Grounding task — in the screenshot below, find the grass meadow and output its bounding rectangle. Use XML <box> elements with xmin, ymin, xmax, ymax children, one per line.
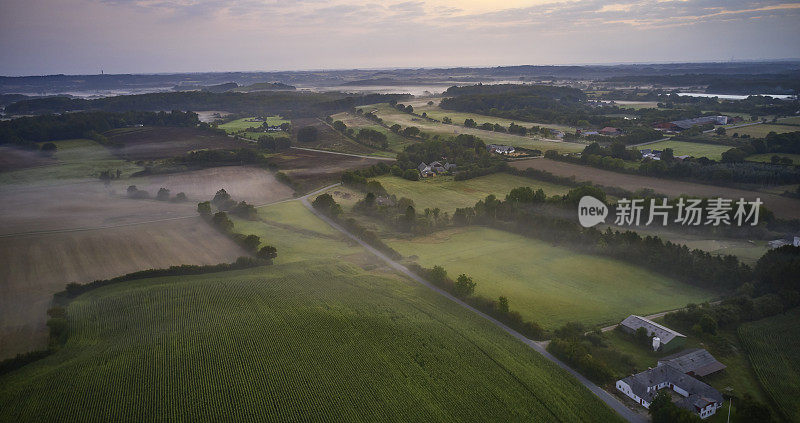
<box><xmin>0</xmin><ymin>139</ymin><xmax>141</xmax><ymax>185</ymax></box>
<box><xmin>365</xmin><ymin>103</ymin><xmax>586</xmax><ymax>153</ymax></box>
<box><xmin>739</xmin><ymin>307</ymin><xmax>800</xmax><ymax>422</ymax></box>
<box><xmin>387</xmin><ymin>226</ymin><xmax>715</xmax><ymax>329</ymax></box>
<box><xmin>731</xmin><ymin>123</ymin><xmax>798</xmax><ymax>138</ymax></box>
<box><xmin>0</xmin><ymin>259</ymin><xmax>623</xmax><ymax>421</ymax></box>
<box><xmin>217</xmin><ymin>116</ymin><xmax>290</xmax><ymax>133</ymax></box>
<box><xmin>371</xmin><ymin>173</ymin><xmax>573</xmax><ymax>213</ymax></box>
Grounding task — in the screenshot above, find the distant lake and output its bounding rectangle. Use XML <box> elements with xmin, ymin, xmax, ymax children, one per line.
<box><xmin>678</xmin><ymin>92</ymin><xmax>796</xmax><ymax>100</ymax></box>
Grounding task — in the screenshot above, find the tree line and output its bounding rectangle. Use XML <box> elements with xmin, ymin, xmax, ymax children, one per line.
<box><xmin>0</xmin><ymin>110</ymin><xmax>199</xmax><ymax>148</ymax></box>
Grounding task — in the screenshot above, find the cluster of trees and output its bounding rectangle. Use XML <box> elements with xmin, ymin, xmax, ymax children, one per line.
<box><xmin>410</xmin><ymin>263</ymin><xmax>545</xmax><ymax>340</ymax></box>
<box><xmin>311</xmin><ymin>193</ymin><xmax>343</xmax><ymax>217</ymax></box>
<box><xmin>327</xmin><ymin>119</ymin><xmax>391</xmax><ymax>149</ymax></box>
<box><xmin>296</xmin><ymin>126</ymin><xmax>318</xmax><ymax>143</ymax></box>
<box><xmin>0</xmin><ymin>110</ymin><xmax>200</xmax><ymax>148</ymax></box>
<box><xmin>440</xmin><ymin>85</ymin><xmax>591</xmax><ymax>127</ymax></box>
<box><xmin>354</xmin><ymin>192</ymin><xmax>450</xmax><ymax>235</ymax></box>
<box><xmin>546</xmin><ymin>324</ymin><xmax>620</xmax><ymax>384</ymax></box>
<box><xmin>721</xmin><ymin>131</ymin><xmax>800</xmax><ymax>165</ymax></box>
<box><xmin>394</xmin><ymin>134</ymin><xmax>506</xmax><ymax>180</ymax></box>
<box><xmin>197</xmin><ymin>190</ymin><xmax>277</xmax><ymax>259</ymax></box>
<box><xmin>551</xmin><ymin>144</ymin><xmax>800</xmax><ymax>186</ymax></box>
<box><xmin>311</xmin><ymin>193</ymin><xmax>402</xmax><ymax>259</ymax></box>
<box><xmin>341</xmin><ymin>163</ymin><xmax>391</xmax><ymax>193</ymax></box>
<box><xmin>355</xmin><ymin>128</ymin><xmax>388</xmax><ymax>149</ymax></box>
<box><xmin>257</xmin><ymin>134</ymin><xmax>291</xmax><ymax>152</ymax></box>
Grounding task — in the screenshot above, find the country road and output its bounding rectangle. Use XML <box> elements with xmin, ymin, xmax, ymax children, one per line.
<box><xmin>300</xmin><ymin>188</ymin><xmax>646</xmax><ymax>423</ymax></box>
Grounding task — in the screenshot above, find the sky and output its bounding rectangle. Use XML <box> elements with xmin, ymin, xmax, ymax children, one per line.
<box><xmin>1</xmin><ymin>0</ymin><xmax>799</xmax><ymax>75</ymax></box>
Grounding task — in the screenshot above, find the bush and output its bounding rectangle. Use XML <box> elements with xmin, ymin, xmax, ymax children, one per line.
<box><xmin>454</xmin><ymin>274</ymin><xmax>476</xmax><ymax>298</ymax></box>
<box><xmin>311</xmin><ymin>193</ymin><xmax>342</xmax><ymax>217</ymax></box>
<box><xmin>211</xmin><ymin>211</ymin><xmax>234</xmax><ymax>232</ymax></box>
<box><xmin>174</xmin><ymin>192</ymin><xmax>187</xmax><ymax>202</ymax></box>
<box><xmin>257</xmin><ymin>245</ymin><xmax>277</xmax><ymax>260</ymax></box>
<box><xmin>156</xmin><ymin>187</ymin><xmax>170</xmax><ymax>201</ymax></box>
<box><xmin>402</xmin><ymin>169</ymin><xmax>420</xmax><ymax>181</ymax></box>
<box><xmin>197</xmin><ymin>201</ymin><xmax>212</xmax><ymax>216</ymax></box>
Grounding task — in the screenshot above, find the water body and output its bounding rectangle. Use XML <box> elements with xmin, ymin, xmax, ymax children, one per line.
<box><xmin>678</xmin><ymin>92</ymin><xmax>796</xmax><ymax>100</ymax></box>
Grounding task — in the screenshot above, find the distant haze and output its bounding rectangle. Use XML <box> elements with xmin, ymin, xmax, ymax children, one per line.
<box><xmin>1</xmin><ymin>0</ymin><xmax>799</xmax><ymax>76</ymax></box>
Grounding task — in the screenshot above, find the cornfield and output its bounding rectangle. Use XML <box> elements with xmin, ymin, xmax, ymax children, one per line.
<box><xmin>738</xmin><ymin>308</ymin><xmax>800</xmax><ymax>422</ymax></box>
<box><xmin>0</xmin><ymin>261</ymin><xmax>622</xmax><ymax>422</ymax></box>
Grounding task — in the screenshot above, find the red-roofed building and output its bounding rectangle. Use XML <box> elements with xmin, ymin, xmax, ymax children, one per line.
<box><xmin>599</xmin><ymin>127</ymin><xmax>622</xmax><ymax>136</ymax></box>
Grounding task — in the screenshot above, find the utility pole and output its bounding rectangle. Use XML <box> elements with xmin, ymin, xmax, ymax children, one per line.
<box><xmin>727</xmin><ymin>397</ymin><xmax>732</xmax><ymax>423</ymax></box>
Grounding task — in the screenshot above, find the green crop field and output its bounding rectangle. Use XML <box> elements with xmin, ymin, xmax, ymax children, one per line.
<box><xmin>387</xmin><ymin>227</ymin><xmax>715</xmax><ymax>329</ymax></box>
<box><xmin>732</xmin><ymin>123</ymin><xmax>798</xmax><ymax>138</ymax></box>
<box><xmin>746</xmin><ymin>153</ymin><xmax>800</xmax><ymax>164</ymax></box>
<box><xmin>0</xmin><ymin>139</ymin><xmax>142</xmax><ymax>185</ymax></box>
<box><xmin>364</xmin><ymin>103</ymin><xmax>586</xmax><ymax>153</ymax></box>
<box><xmin>370</xmin><ymin>173</ymin><xmax>572</xmax><ymax>213</ymax></box>
<box><xmin>0</xmin><ymin>259</ymin><xmax>623</xmax><ymax>422</ymax></box>
<box><xmin>637</xmin><ymin>140</ymin><xmax>731</xmax><ymax>160</ymax></box>
<box><xmin>739</xmin><ymin>307</ymin><xmax>800</xmax><ymax>422</ymax></box>
<box><xmin>218</xmin><ymin>116</ymin><xmax>289</xmax><ymax>133</ymax></box>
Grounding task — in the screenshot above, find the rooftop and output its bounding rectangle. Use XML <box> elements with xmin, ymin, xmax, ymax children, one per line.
<box><xmin>658</xmin><ymin>348</ymin><xmax>726</xmax><ymax>377</ymax></box>
<box><xmin>620</xmin><ymin>315</ymin><xmax>686</xmax><ymax>344</ymax></box>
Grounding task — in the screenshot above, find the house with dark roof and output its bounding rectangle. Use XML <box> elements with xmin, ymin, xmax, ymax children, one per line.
<box><xmin>417</xmin><ymin>162</ymin><xmax>434</xmax><ymax>178</ymax></box>
<box><xmin>619</xmin><ymin>315</ymin><xmax>686</xmax><ymax>352</ymax></box>
<box><xmin>616</xmin><ymin>363</ymin><xmax>724</xmax><ymax>419</ymax></box>
<box><xmin>658</xmin><ymin>348</ymin><xmax>726</xmax><ymax>377</ymax></box>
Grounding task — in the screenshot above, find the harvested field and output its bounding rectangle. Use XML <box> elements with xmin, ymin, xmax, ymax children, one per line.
<box><xmin>0</xmin><ymin>147</ymin><xmax>56</xmax><ymax>172</ymax></box>
<box><xmin>268</xmin><ymin>148</ymin><xmax>387</xmax><ymax>193</ymax></box>
<box><xmin>106</xmin><ymin>126</ymin><xmax>246</xmax><ymax>160</ymax></box>
<box><xmin>0</xmin><ymin>179</ymin><xmax>197</xmax><ymax>235</ymax></box>
<box><xmin>0</xmin><ymin>218</ymin><xmax>245</xmax><ymax>359</ymax></box>
<box><xmin>120</xmin><ymin>166</ymin><xmax>294</xmax><ymax>204</ymax></box>
<box><xmin>511</xmin><ymin>158</ymin><xmax>800</xmax><ymax>219</ymax></box>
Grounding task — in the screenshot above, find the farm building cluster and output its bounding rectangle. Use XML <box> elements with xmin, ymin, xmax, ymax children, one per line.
<box><xmin>486</xmin><ymin>144</ymin><xmax>515</xmax><ymax>154</ymax></box>
<box><xmin>653</xmin><ymin>115</ymin><xmax>732</xmax><ymax>132</ymax></box>
<box><xmin>638</xmin><ymin>148</ymin><xmax>690</xmax><ymax>161</ymax></box>
<box><xmin>417</xmin><ymin>161</ymin><xmax>456</xmax><ymax>177</ymax></box>
<box><xmin>616</xmin><ymin>315</ymin><xmax>727</xmax><ymax>419</ymax></box>
<box><xmin>768</xmin><ymin>235</ymin><xmax>800</xmax><ymax>249</ymax></box>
